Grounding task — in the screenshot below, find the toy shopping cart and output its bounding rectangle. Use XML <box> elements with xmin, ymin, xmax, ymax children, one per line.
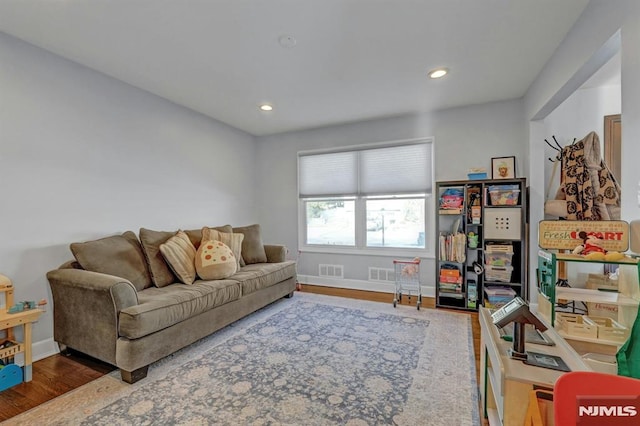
<box><xmin>393</xmin><ymin>258</ymin><xmax>422</xmax><ymax>310</ymax></box>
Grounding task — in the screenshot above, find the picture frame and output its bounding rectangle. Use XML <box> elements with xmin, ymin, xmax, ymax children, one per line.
<box><xmin>491</xmin><ymin>156</ymin><xmax>516</xmax><ymax>179</ymax></box>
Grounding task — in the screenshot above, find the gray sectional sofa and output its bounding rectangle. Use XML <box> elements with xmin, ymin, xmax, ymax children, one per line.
<box><xmin>46</xmin><ymin>224</ymin><xmax>296</xmax><ymax>383</ymax></box>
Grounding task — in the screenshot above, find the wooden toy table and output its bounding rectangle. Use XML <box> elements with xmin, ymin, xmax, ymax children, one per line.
<box><xmin>1</xmin><ymin>283</ymin><xmax>42</xmax><ymax>382</ymax></box>
<box><xmin>479</xmin><ymin>307</ymin><xmax>590</xmax><ymax>425</ymax></box>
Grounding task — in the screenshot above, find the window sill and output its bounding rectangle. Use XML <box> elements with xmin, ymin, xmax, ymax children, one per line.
<box><xmin>300</xmin><ymin>245</ymin><xmax>434</xmax><ymax>259</ymax></box>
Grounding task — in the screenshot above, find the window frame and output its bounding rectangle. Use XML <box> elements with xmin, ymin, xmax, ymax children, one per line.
<box><xmin>297</xmin><ymin>138</ymin><xmax>435</xmax><ymax>257</ymax></box>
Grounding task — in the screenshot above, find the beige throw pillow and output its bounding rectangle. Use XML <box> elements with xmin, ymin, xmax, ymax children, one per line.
<box><xmin>139</xmin><ymin>225</ymin><xmax>234</xmax><ymax>287</ymax></box>
<box><xmin>159</xmin><ymin>230</ymin><xmax>197</xmax><ymax>285</ymax></box>
<box><xmin>185</xmin><ymin>224</ymin><xmax>233</xmax><ymax>249</ymax></box>
<box><xmin>202</xmin><ymin>227</ymin><xmax>244</xmax><ymax>269</ymax></box>
<box><xmin>195</xmin><ymin>240</ymin><xmax>237</xmax><ymax>280</ymax></box>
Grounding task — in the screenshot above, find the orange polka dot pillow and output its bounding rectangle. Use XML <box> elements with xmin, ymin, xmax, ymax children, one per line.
<box><xmin>195</xmin><ymin>240</ymin><xmax>238</xmax><ymax>280</ymax></box>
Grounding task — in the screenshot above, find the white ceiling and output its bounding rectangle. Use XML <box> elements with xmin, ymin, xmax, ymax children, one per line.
<box><xmin>0</xmin><ymin>0</ymin><xmax>591</xmax><ymax>136</ymax></box>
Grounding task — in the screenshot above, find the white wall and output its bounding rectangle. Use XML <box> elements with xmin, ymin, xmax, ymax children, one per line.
<box><xmin>525</xmin><ymin>0</ymin><xmax>640</xmax><ymax>300</ymax></box>
<box><xmin>255</xmin><ymin>99</ymin><xmax>526</xmax><ymax>293</ymax></box>
<box><xmin>0</xmin><ymin>33</ymin><xmax>257</xmax><ymax>358</ymax></box>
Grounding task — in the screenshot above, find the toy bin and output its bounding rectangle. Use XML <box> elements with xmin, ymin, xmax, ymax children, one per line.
<box><xmin>483</xmin><ymin>286</ymin><xmax>516</xmax><ymax>309</ymax></box>
<box><xmin>588</xmin><ymin>316</ymin><xmax>629</xmax><ymax>342</ymax></box>
<box><xmin>440</xmin><ymin>195</ymin><xmax>463</xmax><ymax>209</ymax></box>
<box><xmin>1</xmin><ymin>338</ymin><xmax>23</xmax><ymax>391</ymax></box>
<box><xmin>488</xmin><ymin>184</ymin><xmax>520</xmax><ymax>206</ymax></box>
<box><xmin>484</xmin><ymin>248</ymin><xmax>513</xmax><ymax>267</ymax></box>
<box><xmin>581</xmin><ymin>353</ymin><xmax>618</xmax><ymax>375</ymax></box>
<box><xmin>485</xmin><ymin>265</ymin><xmax>513</xmax><ymax>282</ymax></box>
<box><xmin>0</xmin><ymin>363</ymin><xmax>23</xmax><ymax>391</ymax></box>
<box><xmin>556</xmin><ymin>313</ymin><xmax>598</xmax><ymax>339</ymax></box>
<box><xmin>468</xmin><ymin>172</ymin><xmax>488</xmax><ymax>180</ymax></box>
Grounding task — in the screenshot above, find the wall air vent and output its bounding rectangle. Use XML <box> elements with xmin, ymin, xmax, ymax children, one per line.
<box><xmin>369</xmin><ymin>267</ymin><xmax>395</xmax><ymax>282</ymax></box>
<box><xmin>319</xmin><ymin>264</ymin><xmax>344</xmax><ymax>278</ymax></box>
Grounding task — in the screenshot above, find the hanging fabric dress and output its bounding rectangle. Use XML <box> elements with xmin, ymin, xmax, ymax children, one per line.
<box><xmin>557</xmin><ymin>131</ymin><xmax>621</xmax><ymax>220</ymax></box>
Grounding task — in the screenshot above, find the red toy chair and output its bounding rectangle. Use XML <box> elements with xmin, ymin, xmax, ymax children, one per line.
<box><xmin>554</xmin><ymin>371</ymin><xmax>640</xmax><ymax>425</ymax></box>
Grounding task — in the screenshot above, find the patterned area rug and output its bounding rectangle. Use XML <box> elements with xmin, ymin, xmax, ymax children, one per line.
<box><xmin>5</xmin><ymin>293</ymin><xmax>479</xmax><ymax>426</ymax></box>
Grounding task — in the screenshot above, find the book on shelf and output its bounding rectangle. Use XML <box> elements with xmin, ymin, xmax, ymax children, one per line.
<box><xmin>439</xmin><ymin>208</ymin><xmax>462</xmax><ymax>215</ymax></box>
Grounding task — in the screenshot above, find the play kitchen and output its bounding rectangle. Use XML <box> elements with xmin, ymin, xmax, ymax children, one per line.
<box><xmin>537</xmin><ymin>220</ymin><xmax>640</xmax><ymax>378</ymax></box>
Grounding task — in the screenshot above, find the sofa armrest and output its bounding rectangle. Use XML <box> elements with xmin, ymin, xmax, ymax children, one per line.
<box><xmin>46</xmin><ymin>268</ymin><xmax>139</xmax><ymax>365</ymax></box>
<box><xmin>264</xmin><ymin>244</ymin><xmax>287</xmax><ymax>263</ymax></box>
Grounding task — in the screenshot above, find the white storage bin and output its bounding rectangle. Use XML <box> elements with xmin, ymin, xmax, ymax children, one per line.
<box><xmin>484</xmin><ymin>286</ymin><xmax>516</xmax><ymax>309</ymax></box>
<box><xmin>488</xmin><ymin>189</ymin><xmax>520</xmax><ymax>206</ymax></box>
<box><xmin>582</xmin><ymin>353</ymin><xmax>617</xmax><ymax>374</ymax></box>
<box><xmin>485</xmin><ymin>265</ymin><xmax>513</xmax><ymax>282</ymax></box>
<box><xmin>485</xmin><ymin>251</ymin><xmax>513</xmax><ymax>267</ymax></box>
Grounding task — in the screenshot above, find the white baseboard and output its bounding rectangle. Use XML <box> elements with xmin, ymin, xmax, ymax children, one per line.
<box><xmin>11</xmin><ymin>338</ymin><xmax>59</xmax><ymax>366</ymax></box>
<box><xmin>33</xmin><ymin>338</ymin><xmax>60</xmax><ymax>361</ymax></box>
<box><xmin>298</xmin><ymin>274</ymin><xmax>436</xmax><ymax>297</ymax></box>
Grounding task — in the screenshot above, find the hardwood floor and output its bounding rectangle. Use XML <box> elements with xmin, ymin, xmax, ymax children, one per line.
<box><xmin>0</xmin><ymin>350</ymin><xmax>114</xmax><ymax>421</ymax></box>
<box><xmin>0</xmin><ymin>285</ymin><xmax>482</xmax><ymax>422</ymax></box>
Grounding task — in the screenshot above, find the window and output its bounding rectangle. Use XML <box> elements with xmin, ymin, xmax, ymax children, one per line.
<box><xmin>298</xmin><ymin>138</ymin><xmax>433</xmax><ymax>252</ymax></box>
<box><xmin>305</xmin><ymin>199</ymin><xmax>355</xmax><ymax>246</ymax></box>
<box><xmin>366</xmin><ymin>197</ymin><xmax>425</xmax><ymax>248</ymax></box>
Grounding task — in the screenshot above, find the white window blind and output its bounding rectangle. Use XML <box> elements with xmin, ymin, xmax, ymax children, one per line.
<box><xmin>359</xmin><ymin>144</ymin><xmax>432</xmax><ymax>195</ymax></box>
<box><xmin>298</xmin><ymin>140</ymin><xmax>432</xmax><ymax>198</ymax></box>
<box><xmin>298</xmin><ymin>151</ymin><xmax>358</xmax><ymax>198</ymax></box>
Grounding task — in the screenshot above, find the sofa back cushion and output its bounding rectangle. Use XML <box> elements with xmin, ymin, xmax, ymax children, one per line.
<box><xmin>159</xmin><ymin>230</ymin><xmax>197</xmax><ymax>285</ymax></box>
<box><xmin>70</xmin><ymin>231</ymin><xmax>151</xmax><ymax>291</ymax></box>
<box><xmin>140</xmin><ymin>225</ymin><xmax>233</xmax><ymax>288</ymax></box>
<box><xmin>233</xmin><ymin>224</ymin><xmax>268</xmax><ymax>265</ymax></box>
<box><xmin>202</xmin><ymin>228</ymin><xmax>244</xmax><ymax>270</ymax></box>
<box><xmin>195</xmin><ymin>240</ymin><xmax>237</xmax><ymax>280</ymax></box>
<box><xmin>139</xmin><ymin>228</ymin><xmax>177</xmax><ymax>288</ymax></box>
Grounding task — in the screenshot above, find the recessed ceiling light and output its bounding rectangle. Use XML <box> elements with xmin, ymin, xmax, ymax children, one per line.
<box><xmin>428</xmin><ymin>68</ymin><xmax>449</xmax><ymax>79</ymax></box>
<box><xmin>259</xmin><ymin>104</ymin><xmax>273</xmax><ymax>112</ymax></box>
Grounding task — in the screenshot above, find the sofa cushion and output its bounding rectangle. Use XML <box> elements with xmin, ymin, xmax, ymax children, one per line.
<box><xmin>139</xmin><ymin>228</ymin><xmax>177</xmax><ymax>288</ymax></box>
<box><xmin>231</xmin><ymin>261</ymin><xmax>296</xmax><ymax>296</ymax></box>
<box><xmin>185</xmin><ymin>225</ymin><xmax>233</xmax><ymax>249</ymax></box>
<box><xmin>202</xmin><ymin>228</ymin><xmax>244</xmax><ymax>269</ymax></box>
<box><xmin>140</xmin><ymin>225</ymin><xmax>233</xmax><ymax>288</ymax></box>
<box><xmin>195</xmin><ymin>240</ymin><xmax>237</xmax><ymax>280</ymax></box>
<box><xmin>70</xmin><ymin>231</ymin><xmax>151</xmax><ymax>291</ymax></box>
<box><xmin>159</xmin><ymin>230</ymin><xmax>197</xmax><ymax>285</ymax></box>
<box><xmin>119</xmin><ymin>279</ymin><xmax>241</xmax><ymax>339</ymax></box>
<box><xmin>233</xmin><ymin>224</ymin><xmax>267</xmax><ymax>265</ymax></box>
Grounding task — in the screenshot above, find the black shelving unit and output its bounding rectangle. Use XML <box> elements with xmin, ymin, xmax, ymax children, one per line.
<box><xmin>435</xmin><ymin>178</ymin><xmax>528</xmax><ymax>311</ymax></box>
